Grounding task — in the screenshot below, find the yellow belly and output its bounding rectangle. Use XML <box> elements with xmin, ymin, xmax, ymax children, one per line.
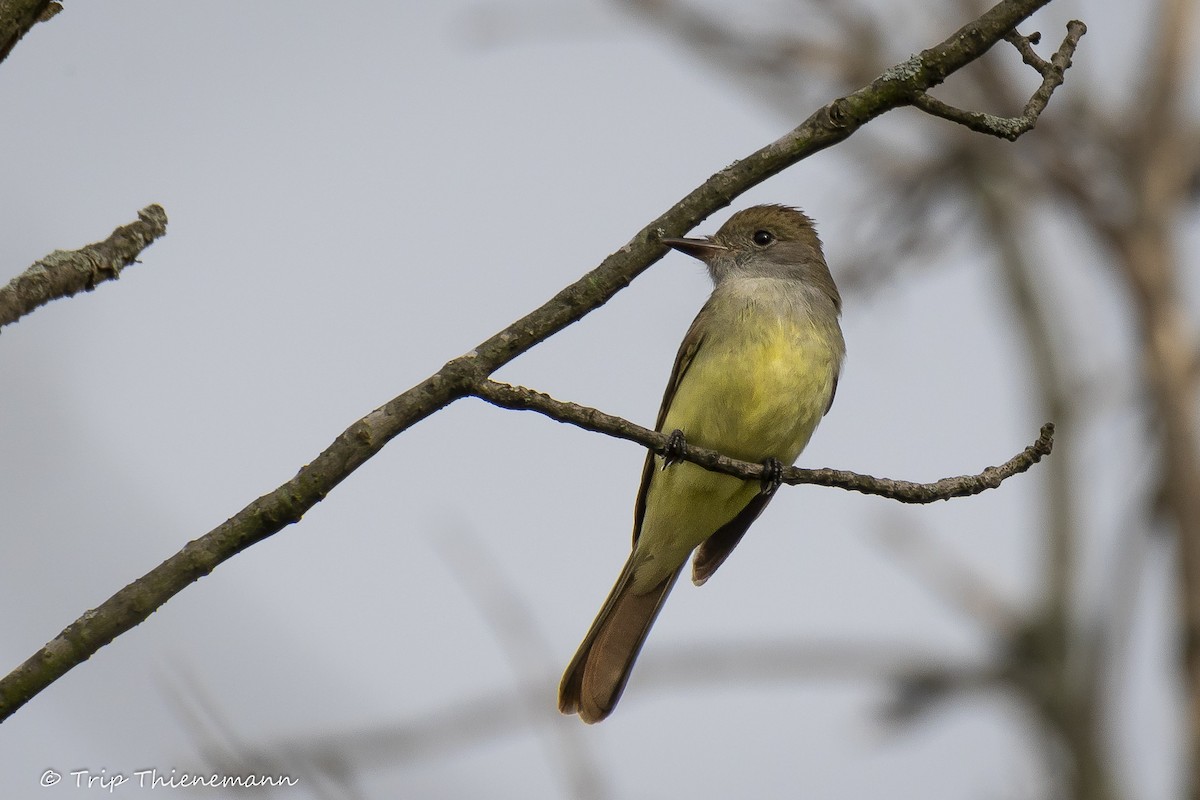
<box><xmin>631</xmin><ymin>313</ymin><xmax>840</xmax><ymax>589</ymax></box>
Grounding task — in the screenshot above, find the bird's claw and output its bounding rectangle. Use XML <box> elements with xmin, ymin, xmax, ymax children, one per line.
<box><xmin>662</xmin><ymin>429</ymin><xmax>687</xmax><ymax>469</ymax></box>
<box><xmin>760</xmin><ymin>457</ymin><xmax>784</xmax><ymax>495</ymax></box>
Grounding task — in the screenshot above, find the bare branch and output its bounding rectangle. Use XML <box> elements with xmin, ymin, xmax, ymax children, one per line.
<box><xmin>910</xmin><ymin>92</ymin><xmax>1031</xmax><ymax>140</ymax></box>
<box><xmin>472</xmin><ymin>380</ymin><xmax>1054</xmax><ymax>503</ymax></box>
<box><xmin>0</xmin><ymin>0</ymin><xmax>59</xmax><ymax>65</ymax></box>
<box><xmin>1004</xmin><ymin>28</ymin><xmax>1050</xmax><ymax>72</ymax></box>
<box><xmin>911</xmin><ymin>20</ymin><xmax>1087</xmax><ymax>140</ymax></box>
<box><xmin>0</xmin><ymin>205</ymin><xmax>168</xmax><ymax>331</ymax></box>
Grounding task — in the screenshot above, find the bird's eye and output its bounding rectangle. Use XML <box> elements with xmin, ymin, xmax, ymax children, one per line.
<box><xmin>752</xmin><ymin>230</ymin><xmax>775</xmax><ymax>246</ymax></box>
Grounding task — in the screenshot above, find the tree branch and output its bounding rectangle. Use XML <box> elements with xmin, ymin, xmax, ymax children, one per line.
<box><xmin>471</xmin><ymin>380</ymin><xmax>1054</xmax><ymax>503</ymax></box>
<box><xmin>0</xmin><ymin>0</ymin><xmax>58</xmax><ymax>66</ymax></box>
<box><xmin>0</xmin><ymin>205</ymin><xmax>168</xmax><ymax>331</ymax></box>
<box><xmin>0</xmin><ymin>0</ymin><xmax>1071</xmax><ymax>723</ymax></box>
<box><xmin>910</xmin><ymin>20</ymin><xmax>1087</xmax><ymax>140</ymax></box>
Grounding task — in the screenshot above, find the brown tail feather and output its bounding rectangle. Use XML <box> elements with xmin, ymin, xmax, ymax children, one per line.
<box><xmin>559</xmin><ymin>557</ymin><xmax>683</xmax><ymax>723</ymax></box>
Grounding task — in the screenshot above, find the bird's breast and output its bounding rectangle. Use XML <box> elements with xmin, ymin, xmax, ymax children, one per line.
<box><xmin>662</xmin><ymin>305</ymin><xmax>840</xmax><ymax>465</ymax></box>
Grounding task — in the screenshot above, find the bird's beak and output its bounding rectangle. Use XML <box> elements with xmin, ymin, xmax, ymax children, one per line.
<box><xmin>662</xmin><ymin>236</ymin><xmax>727</xmax><ymax>262</ymax></box>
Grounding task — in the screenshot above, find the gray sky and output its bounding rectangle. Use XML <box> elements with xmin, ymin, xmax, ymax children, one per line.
<box><xmin>0</xmin><ymin>2</ymin><xmax>1180</xmax><ymax>799</ymax></box>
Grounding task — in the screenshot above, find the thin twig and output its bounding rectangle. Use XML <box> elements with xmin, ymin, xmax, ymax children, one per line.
<box><xmin>472</xmin><ymin>380</ymin><xmax>1054</xmax><ymax>504</ymax></box>
<box><xmin>1004</xmin><ymin>28</ymin><xmax>1050</xmax><ymax>72</ymax></box>
<box><xmin>911</xmin><ymin>20</ymin><xmax>1087</xmax><ymax>140</ymax></box>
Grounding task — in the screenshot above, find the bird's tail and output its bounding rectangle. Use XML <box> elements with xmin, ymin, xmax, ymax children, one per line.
<box><xmin>558</xmin><ymin>555</ymin><xmax>683</xmax><ymax>723</ymax></box>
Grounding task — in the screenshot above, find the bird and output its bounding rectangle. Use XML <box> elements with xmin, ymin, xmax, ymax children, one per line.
<box><xmin>559</xmin><ymin>204</ymin><xmax>845</xmax><ymax>723</ymax></box>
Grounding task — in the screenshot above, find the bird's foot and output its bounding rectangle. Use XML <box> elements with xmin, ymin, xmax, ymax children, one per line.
<box><xmin>760</xmin><ymin>457</ymin><xmax>784</xmax><ymax>496</ymax></box>
<box><xmin>662</xmin><ymin>429</ymin><xmax>687</xmax><ymax>469</ymax></box>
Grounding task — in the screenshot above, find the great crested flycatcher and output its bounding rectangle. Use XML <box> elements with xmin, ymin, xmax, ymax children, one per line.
<box><xmin>558</xmin><ymin>204</ymin><xmax>845</xmax><ymax>723</ymax></box>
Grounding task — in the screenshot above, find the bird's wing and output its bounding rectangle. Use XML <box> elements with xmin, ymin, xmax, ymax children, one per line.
<box><xmin>629</xmin><ymin>302</ymin><xmax>711</xmax><ymax>547</ymax></box>
<box><xmin>825</xmin><ymin>372</ymin><xmax>839</xmax><ymax>415</ymax></box>
<box><xmin>691</xmin><ymin>490</ymin><xmax>774</xmax><ymax>585</ymax></box>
